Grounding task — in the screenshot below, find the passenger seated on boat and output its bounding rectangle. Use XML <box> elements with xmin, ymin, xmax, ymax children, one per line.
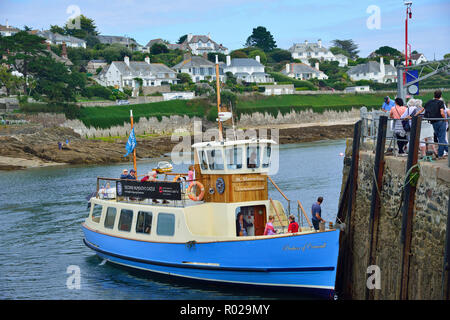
<box><xmin>287</xmin><ymin>215</ymin><xmax>300</xmax><ymax>233</ymax></box>
<box><xmin>128</xmin><ymin>169</ymin><xmax>137</xmax><ymax>180</ymax></box>
<box><xmin>120</xmin><ymin>169</ymin><xmax>129</xmax><ymax>179</ymax></box>
<box><xmin>236</xmin><ymin>212</ymin><xmax>252</xmax><ymax>237</ymax></box>
<box><xmin>263</xmin><ymin>216</ymin><xmax>277</xmax><ymax>236</ymax></box>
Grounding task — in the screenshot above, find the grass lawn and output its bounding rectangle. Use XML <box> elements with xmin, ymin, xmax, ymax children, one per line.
<box><xmin>78</xmin><ymin>99</ymin><xmax>209</xmax><ymax>129</ymax></box>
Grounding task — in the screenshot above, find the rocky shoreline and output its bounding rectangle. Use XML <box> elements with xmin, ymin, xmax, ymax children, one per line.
<box><xmin>0</xmin><ymin>123</ymin><xmax>355</xmax><ymax>170</ymax></box>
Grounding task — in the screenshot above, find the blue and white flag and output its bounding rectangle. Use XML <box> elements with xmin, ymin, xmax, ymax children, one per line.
<box><xmin>124</xmin><ymin>128</ymin><xmax>137</xmax><ymax>157</ymax></box>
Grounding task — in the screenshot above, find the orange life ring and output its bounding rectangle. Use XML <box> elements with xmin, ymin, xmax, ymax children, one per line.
<box><xmin>187</xmin><ymin>181</ymin><xmax>205</xmax><ymax>201</ymax></box>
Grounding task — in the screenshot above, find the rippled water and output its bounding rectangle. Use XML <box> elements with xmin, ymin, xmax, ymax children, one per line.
<box><xmin>0</xmin><ymin>139</ymin><xmax>345</xmax><ymax>299</ymax></box>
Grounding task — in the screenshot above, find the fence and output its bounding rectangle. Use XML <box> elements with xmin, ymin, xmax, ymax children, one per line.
<box><xmin>360</xmin><ymin>107</ymin><xmax>450</xmax><ymax>167</ymax></box>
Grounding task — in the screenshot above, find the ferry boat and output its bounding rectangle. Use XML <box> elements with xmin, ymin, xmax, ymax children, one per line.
<box><xmin>82</xmin><ymin>57</ymin><xmax>340</xmax><ymax>299</ymax></box>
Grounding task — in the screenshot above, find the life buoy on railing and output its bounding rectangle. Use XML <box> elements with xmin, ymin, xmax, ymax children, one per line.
<box><xmin>187</xmin><ymin>181</ymin><xmax>205</xmax><ymax>201</ymax></box>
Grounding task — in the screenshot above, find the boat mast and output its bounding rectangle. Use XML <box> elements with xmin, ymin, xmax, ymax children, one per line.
<box><xmin>215</xmin><ymin>55</ymin><xmax>223</xmax><ymax>141</ymax></box>
<box><xmin>130</xmin><ymin>109</ymin><xmax>137</xmax><ymax>174</ymax></box>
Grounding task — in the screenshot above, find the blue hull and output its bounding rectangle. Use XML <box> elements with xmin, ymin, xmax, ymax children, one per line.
<box><xmin>82</xmin><ymin>224</ymin><xmax>339</xmax><ymax>298</ymax></box>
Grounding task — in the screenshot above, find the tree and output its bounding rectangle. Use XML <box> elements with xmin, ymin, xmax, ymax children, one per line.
<box><xmin>245</xmin><ymin>26</ymin><xmax>276</xmax><ymax>52</ymax></box>
<box><xmin>177</xmin><ymin>73</ymin><xmax>192</xmax><ymax>84</ymax></box>
<box><xmin>150</xmin><ymin>43</ymin><xmax>169</xmax><ymax>55</ymax></box>
<box><xmin>332</xmin><ymin>39</ymin><xmax>359</xmax><ymax>59</ymax></box>
<box><xmin>177</xmin><ymin>34</ymin><xmax>187</xmax><ymax>44</ymax></box>
<box><xmin>231</xmin><ymin>50</ymin><xmax>248</xmax><ymax>59</ymax></box>
<box><xmin>330</xmin><ymin>46</ymin><xmax>351</xmax><ymax>58</ymax></box>
<box><xmin>0</xmin><ymin>65</ymin><xmax>24</xmax><ymax>96</ymax></box>
<box><xmin>50</xmin><ymin>25</ymin><xmax>66</xmax><ymax>35</ymax></box>
<box><xmin>0</xmin><ymin>31</ymin><xmax>48</xmax><ymax>94</ymax></box>
<box><xmin>249</xmin><ymin>49</ymin><xmax>267</xmax><ymax>65</ymax></box>
<box><xmin>444</xmin><ymin>53</ymin><xmax>450</xmax><ymax>59</ymax></box>
<box><xmin>64</xmin><ymin>15</ymin><xmax>98</xmax><ymax>39</ymax></box>
<box><xmin>207</xmin><ymin>52</ymin><xmax>226</xmax><ymax>63</ymax></box>
<box><xmin>267</xmin><ymin>49</ymin><xmax>291</xmax><ymax>63</ymax></box>
<box><xmin>374</xmin><ymin>46</ymin><xmax>402</xmax><ymax>57</ymax></box>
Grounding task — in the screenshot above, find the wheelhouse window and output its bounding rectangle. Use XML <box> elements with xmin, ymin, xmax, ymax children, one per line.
<box><xmin>262</xmin><ymin>144</ymin><xmax>271</xmax><ymax>168</ymax></box>
<box><xmin>207</xmin><ymin>149</ymin><xmax>224</xmax><ymax>170</ymax></box>
<box><xmin>226</xmin><ymin>146</ymin><xmax>243</xmax><ymax>169</ymax></box>
<box><xmin>199</xmin><ymin>150</ymin><xmax>208</xmax><ymax>170</ymax></box>
<box><xmin>104</xmin><ymin>207</ymin><xmax>117</xmax><ymax>229</ymax></box>
<box><xmin>118</xmin><ymin>209</ymin><xmax>133</xmax><ymax>232</ymax></box>
<box><xmin>91</xmin><ymin>204</ymin><xmax>102</xmax><ymax>223</ymax></box>
<box><xmin>136</xmin><ymin>211</ymin><xmax>153</xmax><ymax>234</ymax></box>
<box><xmin>247</xmin><ymin>145</ymin><xmax>260</xmax><ymax>169</ymax></box>
<box><xmin>157</xmin><ymin>213</ymin><xmax>175</xmax><ymax>236</ymax></box>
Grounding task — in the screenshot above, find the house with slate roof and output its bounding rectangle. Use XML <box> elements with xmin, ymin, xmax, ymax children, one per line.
<box><xmin>281</xmin><ymin>62</ymin><xmax>328</xmax><ymax>81</ymax></box>
<box><xmin>289</xmin><ymin>39</ymin><xmax>348</xmax><ymax>67</ymax></box>
<box><xmin>172</xmin><ymin>54</ymin><xmax>225</xmax><ymax>82</ymax></box>
<box><xmin>0</xmin><ymin>20</ymin><xmax>20</xmax><ymax>37</ymax></box>
<box><xmin>180</xmin><ymin>34</ymin><xmax>228</xmax><ymax>56</ymax></box>
<box><xmin>97</xmin><ymin>35</ymin><xmax>147</xmax><ymax>52</ymax></box>
<box><xmin>36</xmin><ymin>30</ymin><xmax>86</xmax><ymax>48</ymax></box>
<box><xmin>96</xmin><ymin>56</ymin><xmax>178</xmax><ymax>89</ymax></box>
<box><xmin>347</xmin><ymin>58</ymin><xmax>397</xmax><ymax>83</ymax></box>
<box><xmin>223</xmin><ymin>55</ymin><xmax>271</xmax><ymax>83</ymax></box>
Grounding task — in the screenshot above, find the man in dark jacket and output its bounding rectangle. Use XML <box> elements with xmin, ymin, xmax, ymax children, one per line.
<box><xmin>424</xmin><ymin>90</ymin><xmax>448</xmax><ymax>158</ymax></box>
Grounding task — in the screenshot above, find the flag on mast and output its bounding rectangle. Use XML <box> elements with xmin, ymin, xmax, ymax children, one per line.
<box><xmin>124</xmin><ymin>128</ymin><xmax>137</xmax><ymax>157</ymax></box>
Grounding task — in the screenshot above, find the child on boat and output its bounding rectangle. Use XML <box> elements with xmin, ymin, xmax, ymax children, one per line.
<box><xmin>264</xmin><ymin>216</ymin><xmax>277</xmax><ymax>235</ymax></box>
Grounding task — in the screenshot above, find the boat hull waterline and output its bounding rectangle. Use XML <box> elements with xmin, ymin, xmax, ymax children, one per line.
<box><xmin>82</xmin><ymin>224</ymin><xmax>340</xmax><ymax>297</ymax></box>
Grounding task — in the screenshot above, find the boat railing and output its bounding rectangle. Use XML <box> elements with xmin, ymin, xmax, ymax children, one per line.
<box><xmin>297</xmin><ymin>200</ymin><xmax>313</xmax><ymax>229</ymax></box>
<box><xmin>267</xmin><ymin>175</ymin><xmax>291</xmax><ymax>215</ymax></box>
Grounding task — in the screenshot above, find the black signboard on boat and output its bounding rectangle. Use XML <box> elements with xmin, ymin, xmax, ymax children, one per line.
<box><xmin>116</xmin><ymin>180</ymin><xmax>182</xmax><ymax>200</ymax></box>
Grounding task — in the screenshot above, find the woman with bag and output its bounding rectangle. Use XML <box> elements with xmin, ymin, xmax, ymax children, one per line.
<box><xmin>389</xmin><ymin>98</ymin><xmax>407</xmax><ymax>155</ymax></box>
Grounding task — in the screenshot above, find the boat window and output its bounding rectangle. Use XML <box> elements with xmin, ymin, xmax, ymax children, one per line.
<box><xmin>104</xmin><ymin>207</ymin><xmax>117</xmax><ymax>229</ymax></box>
<box><xmin>225</xmin><ymin>146</ymin><xmax>243</xmax><ymax>169</ymax></box>
<box><xmin>91</xmin><ymin>204</ymin><xmax>102</xmax><ymax>223</ymax></box>
<box><xmin>247</xmin><ymin>145</ymin><xmax>260</xmax><ymax>169</ymax></box>
<box><xmin>136</xmin><ymin>211</ymin><xmax>153</xmax><ymax>234</ymax></box>
<box><xmin>118</xmin><ymin>209</ymin><xmax>133</xmax><ymax>232</ymax></box>
<box><xmin>207</xmin><ymin>149</ymin><xmax>224</xmax><ymax>170</ymax></box>
<box><xmin>157</xmin><ymin>213</ymin><xmax>175</xmax><ymax>236</ymax></box>
<box><xmin>262</xmin><ymin>145</ymin><xmax>271</xmax><ymax>168</ymax></box>
<box><xmin>199</xmin><ymin>150</ymin><xmax>208</xmax><ymax>170</ymax></box>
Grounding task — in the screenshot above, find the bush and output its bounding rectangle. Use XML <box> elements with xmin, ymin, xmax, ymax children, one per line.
<box><xmin>19</xmin><ymin>102</ymin><xmax>81</xmax><ymax>119</ymax></box>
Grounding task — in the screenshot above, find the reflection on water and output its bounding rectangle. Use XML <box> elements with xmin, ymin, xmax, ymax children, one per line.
<box><xmin>0</xmin><ymin>139</ymin><xmax>345</xmax><ymax>299</ymax></box>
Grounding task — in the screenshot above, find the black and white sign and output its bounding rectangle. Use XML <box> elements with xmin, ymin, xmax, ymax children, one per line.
<box><xmin>116</xmin><ymin>180</ymin><xmax>182</xmax><ymax>200</ymax></box>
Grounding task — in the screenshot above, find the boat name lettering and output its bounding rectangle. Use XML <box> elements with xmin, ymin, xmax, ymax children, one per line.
<box><xmin>116</xmin><ymin>180</ymin><xmax>182</xmax><ymax>200</ymax></box>
<box><xmin>283</xmin><ymin>242</ymin><xmax>327</xmax><ymax>251</ymax></box>
<box><xmin>234</xmin><ymin>186</ymin><xmax>265</xmax><ymax>192</ymax></box>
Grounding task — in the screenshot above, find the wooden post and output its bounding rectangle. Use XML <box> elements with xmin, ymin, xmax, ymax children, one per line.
<box><xmin>335</xmin><ymin>120</ymin><xmax>362</xmax><ymax>299</ymax></box>
<box><xmin>366</xmin><ymin>115</ymin><xmax>387</xmax><ymax>300</ymax></box>
<box><xmin>442</xmin><ymin>197</ymin><xmax>450</xmax><ymax>300</ymax></box>
<box><xmin>399</xmin><ymin>115</ymin><xmax>421</xmax><ymax>300</ymax></box>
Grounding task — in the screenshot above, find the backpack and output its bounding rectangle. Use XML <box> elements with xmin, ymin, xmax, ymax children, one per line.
<box><xmin>401</xmin><ymin>107</ymin><xmax>416</xmax><ymax>132</ymax></box>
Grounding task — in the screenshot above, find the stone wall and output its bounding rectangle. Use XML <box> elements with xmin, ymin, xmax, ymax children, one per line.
<box><xmin>341</xmin><ymin>141</ymin><xmax>450</xmax><ymax>299</ymax></box>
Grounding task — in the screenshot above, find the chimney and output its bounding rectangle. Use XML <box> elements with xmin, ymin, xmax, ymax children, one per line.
<box><xmin>207</xmin><ymin>32</ymin><xmax>211</xmax><ymax>39</ymax></box>
<box><xmin>255</xmin><ymin>55</ymin><xmax>260</xmax><ymax>63</ymax></box>
<box><xmin>187</xmin><ymin>33</ymin><xmax>193</xmax><ymax>42</ymax></box>
<box><xmin>183</xmin><ymin>52</ymin><xmax>191</xmax><ymax>60</ymax></box>
<box><xmin>286</xmin><ymin>63</ymin><xmax>290</xmax><ymax>73</ymax></box>
<box><xmin>202</xmin><ymin>52</ymin><xmax>208</xmax><ymax>59</ymax></box>
<box><xmin>61</xmin><ymin>42</ymin><xmax>67</xmax><ymax>59</ymax></box>
<box><xmin>46</xmin><ymin>41</ymin><xmax>51</xmax><ymax>51</ymax></box>
<box><xmin>226</xmin><ymin>55</ymin><xmax>231</xmax><ymax>66</ymax></box>
<box><xmin>6</xmin><ymin>19</ymin><xmax>9</xmax><ymax>29</ymax></box>
<box><xmin>305</xmin><ymin>40</ymin><xmax>308</xmax><ymax>45</ymax></box>
<box><xmin>124</xmin><ymin>55</ymin><xmax>130</xmax><ymax>66</ymax></box>
<box><xmin>379</xmin><ymin>57</ymin><xmax>385</xmax><ymax>75</ymax></box>
<box><xmin>145</xmin><ymin>56</ymin><xmax>150</xmax><ymax>64</ymax></box>
<box><xmin>315</xmin><ymin>62</ymin><xmax>319</xmax><ymax>70</ymax></box>
<box><xmin>390</xmin><ymin>59</ymin><xmax>395</xmax><ymax>67</ymax></box>
<box><xmin>318</xmin><ymin>39</ymin><xmax>322</xmax><ymax>48</ymax></box>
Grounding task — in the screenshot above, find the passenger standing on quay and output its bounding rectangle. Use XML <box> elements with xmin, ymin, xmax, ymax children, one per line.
<box><xmin>311</xmin><ymin>197</ymin><xmax>325</xmax><ymax>231</ymax></box>
<box><xmin>424</xmin><ymin>90</ymin><xmax>448</xmax><ymax>159</ymax></box>
<box><xmin>382</xmin><ymin>96</ymin><xmax>395</xmax><ymax>113</ymax></box>
<box><xmin>389</xmin><ymin>98</ymin><xmax>407</xmax><ymax>155</ymax></box>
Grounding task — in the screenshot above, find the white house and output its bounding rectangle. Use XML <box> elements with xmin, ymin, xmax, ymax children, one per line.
<box><xmin>288</xmin><ymin>39</ymin><xmax>348</xmax><ymax>66</ymax></box>
<box><xmin>172</xmin><ymin>55</ymin><xmax>225</xmax><ymax>82</ymax></box>
<box><xmin>260</xmin><ymin>84</ymin><xmax>295</xmax><ymax>96</ymax></box>
<box><xmin>96</xmin><ymin>56</ymin><xmax>178</xmax><ymax>90</ymax></box>
<box><xmin>223</xmin><ymin>56</ymin><xmax>271</xmax><ymax>83</ymax></box>
<box><xmin>410</xmin><ymin>53</ymin><xmax>427</xmax><ymax>65</ymax></box>
<box><xmin>97</xmin><ymin>35</ymin><xmax>146</xmax><ymax>52</ymax></box>
<box><xmin>36</xmin><ymin>30</ymin><xmax>87</xmax><ymax>48</ymax></box>
<box><xmin>0</xmin><ymin>21</ymin><xmax>19</xmax><ymax>37</ymax></box>
<box><xmin>281</xmin><ymin>62</ymin><xmax>328</xmax><ymax>81</ymax></box>
<box><xmin>180</xmin><ymin>34</ymin><xmax>228</xmax><ymax>56</ymax></box>
<box><xmin>334</xmin><ymin>54</ymin><xmax>349</xmax><ymax>67</ymax></box>
<box><xmin>347</xmin><ymin>58</ymin><xmax>397</xmax><ymax>83</ymax></box>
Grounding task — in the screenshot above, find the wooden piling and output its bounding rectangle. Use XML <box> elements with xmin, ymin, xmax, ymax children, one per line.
<box><xmin>366</xmin><ymin>116</ymin><xmax>387</xmax><ymax>300</ymax></box>
<box><xmin>399</xmin><ymin>115</ymin><xmax>422</xmax><ymax>300</ymax></box>
<box><xmin>334</xmin><ymin>120</ymin><xmax>362</xmax><ymax>299</ymax></box>
<box><xmin>443</xmin><ymin>197</ymin><xmax>450</xmax><ymax>300</ymax></box>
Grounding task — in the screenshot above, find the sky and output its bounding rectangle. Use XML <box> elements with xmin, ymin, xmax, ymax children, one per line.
<box><xmin>1</xmin><ymin>0</ymin><xmax>449</xmax><ymax>59</ymax></box>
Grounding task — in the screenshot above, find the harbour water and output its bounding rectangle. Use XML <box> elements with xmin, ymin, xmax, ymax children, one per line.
<box><xmin>0</xmin><ymin>139</ymin><xmax>345</xmax><ymax>299</ymax></box>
